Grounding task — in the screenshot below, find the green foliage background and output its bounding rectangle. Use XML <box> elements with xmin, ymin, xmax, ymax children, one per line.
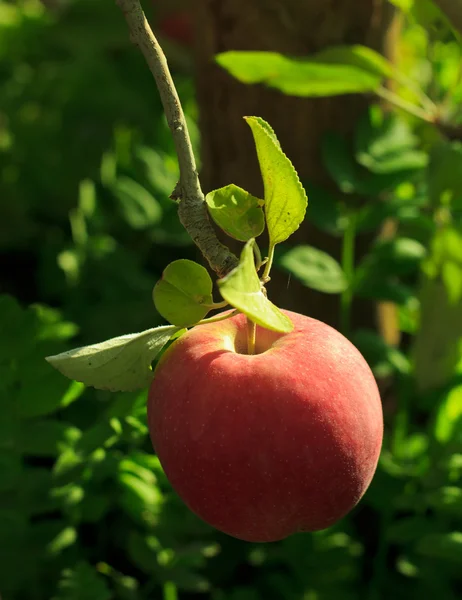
<box><xmin>1</xmin><ymin>1</ymin><xmax>461</xmax><ymax>599</ymax></box>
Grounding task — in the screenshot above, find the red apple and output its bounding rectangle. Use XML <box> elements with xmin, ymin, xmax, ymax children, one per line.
<box><xmin>148</xmin><ymin>310</ymin><xmax>383</xmax><ymax>542</ymax></box>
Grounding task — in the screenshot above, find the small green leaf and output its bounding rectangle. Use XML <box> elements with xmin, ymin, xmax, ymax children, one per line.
<box><xmin>153</xmin><ymin>259</ymin><xmax>214</xmax><ymax>326</ymax></box>
<box><xmin>46</xmin><ymin>325</ymin><xmax>179</xmax><ymax>391</ymax></box>
<box><xmin>277</xmin><ymin>245</ymin><xmax>348</xmax><ymax>294</ymax></box>
<box><xmin>206</xmin><ymin>184</ymin><xmax>265</xmax><ymax>241</ymax></box>
<box><xmin>245</xmin><ymin>116</ymin><xmax>307</xmax><ymax>247</ymax></box>
<box><xmin>218</xmin><ymin>240</ymin><xmax>293</xmax><ymax>333</ymax></box>
<box><xmin>216</xmin><ymin>51</ymin><xmax>381</xmax><ymax>96</ymax></box>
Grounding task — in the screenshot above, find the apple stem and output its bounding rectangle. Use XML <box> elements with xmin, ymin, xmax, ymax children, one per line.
<box><xmin>261</xmin><ymin>245</ymin><xmax>275</xmax><ymax>284</ymax></box>
<box><xmin>203</xmin><ymin>300</ymin><xmax>229</xmax><ymax>310</ymax></box>
<box><xmin>247</xmin><ymin>318</ymin><xmax>256</xmax><ymax>355</ymax></box>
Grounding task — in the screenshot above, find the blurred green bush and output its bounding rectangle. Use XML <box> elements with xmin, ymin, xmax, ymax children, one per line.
<box><xmin>0</xmin><ymin>1</ymin><xmax>461</xmax><ymax>599</ymax></box>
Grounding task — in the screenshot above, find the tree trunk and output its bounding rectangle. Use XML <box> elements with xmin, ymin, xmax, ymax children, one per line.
<box><xmin>193</xmin><ymin>0</ymin><xmax>397</xmax><ymax>330</ymax></box>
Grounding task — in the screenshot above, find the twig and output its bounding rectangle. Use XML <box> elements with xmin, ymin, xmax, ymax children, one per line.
<box><xmin>115</xmin><ymin>0</ymin><xmax>238</xmax><ymax>277</ymax></box>
<box><xmin>375</xmin><ymin>86</ymin><xmax>435</xmax><ymax>123</ymax></box>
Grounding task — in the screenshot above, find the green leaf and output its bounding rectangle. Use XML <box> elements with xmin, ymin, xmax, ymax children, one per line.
<box><xmin>153</xmin><ymin>260</ymin><xmax>213</xmax><ymax>327</ymax></box>
<box><xmin>245</xmin><ymin>116</ymin><xmax>307</xmax><ymax>247</ymax></box>
<box><xmin>277</xmin><ymin>245</ymin><xmax>348</xmax><ymax>294</ymax></box>
<box><xmin>206</xmin><ymin>184</ymin><xmax>264</xmax><ymax>241</ymax></box>
<box><xmin>53</xmin><ymin>562</ymin><xmax>112</xmax><ymax>600</ymax></box>
<box><xmin>311</xmin><ymin>45</ymin><xmax>393</xmax><ymax>79</ymax></box>
<box><xmin>46</xmin><ymin>325</ymin><xmax>179</xmax><ymax>391</ymax></box>
<box><xmin>218</xmin><ymin>240</ymin><xmax>293</xmax><ymax>333</ymax></box>
<box><xmin>216</xmin><ymin>51</ymin><xmax>381</xmax><ymax>96</ymax></box>
<box><xmin>111</xmin><ymin>176</ymin><xmax>162</xmax><ymax>229</ymax></box>
<box><xmin>434</xmin><ymin>384</ymin><xmax>462</xmax><ymax>444</ymax></box>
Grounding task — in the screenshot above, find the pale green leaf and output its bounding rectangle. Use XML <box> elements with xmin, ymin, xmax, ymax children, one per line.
<box><xmin>278</xmin><ymin>245</ymin><xmax>348</xmax><ymax>294</ymax></box>
<box><xmin>245</xmin><ymin>116</ymin><xmax>307</xmax><ymax>247</ymax></box>
<box><xmin>218</xmin><ymin>240</ymin><xmax>293</xmax><ymax>333</ymax></box>
<box><xmin>216</xmin><ymin>51</ymin><xmax>381</xmax><ymax>96</ymax></box>
<box><xmin>46</xmin><ymin>325</ymin><xmax>179</xmax><ymax>392</ymax></box>
<box><xmin>153</xmin><ymin>259</ymin><xmax>213</xmax><ymax>326</ymax></box>
<box><xmin>206</xmin><ymin>184</ymin><xmax>265</xmax><ymax>241</ymax></box>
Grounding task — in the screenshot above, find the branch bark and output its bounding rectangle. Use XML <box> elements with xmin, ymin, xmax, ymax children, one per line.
<box><xmin>115</xmin><ymin>0</ymin><xmax>238</xmax><ymax>277</ymax></box>
<box><xmin>433</xmin><ymin>0</ymin><xmax>462</xmax><ymax>36</ymax></box>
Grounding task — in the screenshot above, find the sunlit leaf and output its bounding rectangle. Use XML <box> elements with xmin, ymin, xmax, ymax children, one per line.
<box><xmin>153</xmin><ymin>260</ymin><xmax>213</xmax><ymax>326</ymax></box>
<box><xmin>46</xmin><ymin>325</ymin><xmax>179</xmax><ymax>391</ymax></box>
<box><xmin>245</xmin><ymin>116</ymin><xmax>307</xmax><ymax>247</ymax></box>
<box><xmin>218</xmin><ymin>240</ymin><xmax>293</xmax><ymax>333</ymax></box>
<box><xmin>216</xmin><ymin>51</ymin><xmax>381</xmax><ymax>96</ymax></box>
<box><xmin>206</xmin><ymin>184</ymin><xmax>264</xmax><ymax>241</ymax></box>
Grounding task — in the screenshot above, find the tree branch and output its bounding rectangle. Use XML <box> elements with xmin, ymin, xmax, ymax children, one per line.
<box><xmin>433</xmin><ymin>0</ymin><xmax>462</xmax><ymax>36</ymax></box>
<box><xmin>115</xmin><ymin>0</ymin><xmax>238</xmax><ymax>277</ymax></box>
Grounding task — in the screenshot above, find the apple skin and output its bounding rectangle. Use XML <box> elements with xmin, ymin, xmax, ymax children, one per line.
<box><xmin>148</xmin><ymin>310</ymin><xmax>383</xmax><ymax>543</ymax></box>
